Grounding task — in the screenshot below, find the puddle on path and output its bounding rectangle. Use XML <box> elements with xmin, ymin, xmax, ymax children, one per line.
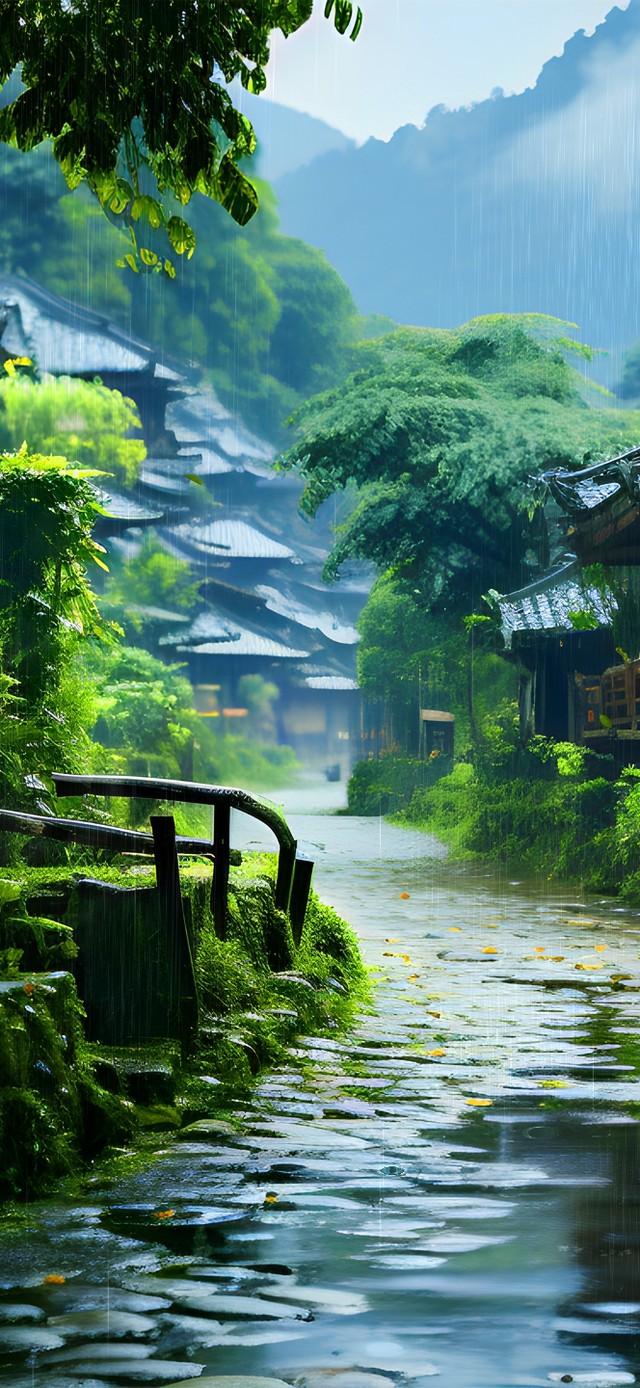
<box><xmin>2</xmin><ymin>798</ymin><xmax>640</xmax><ymax>1387</ymax></box>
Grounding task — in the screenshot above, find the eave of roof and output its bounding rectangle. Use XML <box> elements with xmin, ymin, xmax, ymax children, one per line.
<box><xmin>0</xmin><ymin>273</ymin><xmax>187</xmax><ymax>382</ymax></box>
<box><xmin>178</xmin><ymin>628</ymin><xmax>311</xmax><ymax>659</ymax></box>
<box><xmin>496</xmin><ymin>561</ymin><xmax>613</xmax><ymax>649</ymax></box>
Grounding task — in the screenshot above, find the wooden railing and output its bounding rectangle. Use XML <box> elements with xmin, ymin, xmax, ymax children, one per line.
<box><xmin>51</xmin><ymin>774</ymin><xmax>313</xmax><ymax>942</ymax></box>
<box><xmin>0</xmin><ymin>775</ymin><xmax>314</xmax><ymax>1049</ymax></box>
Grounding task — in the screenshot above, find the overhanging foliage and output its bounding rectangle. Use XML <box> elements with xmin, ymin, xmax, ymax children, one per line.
<box><xmin>0</xmin><ymin>1</ymin><xmax>362</xmax><ymax>271</ymax></box>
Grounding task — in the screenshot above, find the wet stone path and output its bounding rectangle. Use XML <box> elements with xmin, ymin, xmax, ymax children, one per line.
<box><xmin>3</xmin><ymin>802</ymin><xmax>640</xmax><ymax>1387</ymax></box>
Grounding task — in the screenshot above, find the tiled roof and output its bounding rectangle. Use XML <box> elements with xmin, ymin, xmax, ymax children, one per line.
<box><xmin>93</xmin><ymin>490</ymin><xmax>164</xmax><ymax>524</ymax></box>
<box><xmin>542</xmin><ymin>446</ymin><xmax>640</xmax><ymax>515</ymax></box>
<box><xmin>166</xmin><ymin>387</ymin><xmax>274</xmax><ymax>474</ymax></box>
<box><xmin>179</xmin><ymin>628</ymin><xmax>311</xmax><ymax>659</ymax></box>
<box><xmin>255</xmin><ymin>584</ymin><xmax>360</xmax><ymax>645</ymax></box>
<box><xmin>0</xmin><ymin>273</ymin><xmax>184</xmax><ymax>381</ymax></box>
<box><xmin>303</xmin><ymin>675</ymin><xmax>359</xmax><ymax>691</ymax></box>
<box><xmin>496</xmin><ymin>562</ymin><xmax>613</xmax><ymax>649</ymax></box>
<box><xmin>166</xmin><ymin>519</ymin><xmax>296</xmax><ymax>561</ymax></box>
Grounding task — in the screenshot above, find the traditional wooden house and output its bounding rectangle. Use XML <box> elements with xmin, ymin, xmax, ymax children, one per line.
<box><xmin>495</xmin><ymin>560</ymin><xmax>616</xmax><ymax>744</ymax></box>
<box><xmin>497</xmin><ymin>446</ymin><xmax>640</xmax><ymax>758</ymax></box>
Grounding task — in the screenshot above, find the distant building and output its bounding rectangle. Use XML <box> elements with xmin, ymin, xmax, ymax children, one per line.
<box><xmin>0</xmin><ymin>273</ymin><xmax>367</xmax><ymax>773</ymax></box>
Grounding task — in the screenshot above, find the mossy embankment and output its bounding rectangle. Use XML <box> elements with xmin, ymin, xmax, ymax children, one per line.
<box><xmin>348</xmin><ymin>741</ymin><xmax>640</xmax><ymax>902</ymax></box>
<box><xmin>0</xmin><ymin>852</ymin><xmax>368</xmax><ymax>1203</ymax></box>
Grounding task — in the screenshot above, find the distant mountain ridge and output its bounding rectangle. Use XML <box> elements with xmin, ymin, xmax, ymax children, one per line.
<box><xmin>274</xmin><ymin>1</ymin><xmax>640</xmax><ymax>379</ymax></box>
<box><xmin>232</xmin><ymin>86</ymin><xmax>355</xmax><ymax>182</ymax></box>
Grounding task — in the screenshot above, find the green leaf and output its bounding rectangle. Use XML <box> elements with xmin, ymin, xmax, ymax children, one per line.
<box><xmin>216</xmin><ymin>154</ymin><xmax>259</xmax><ymax>227</ymax></box>
<box><xmin>139</xmin><ymin>247</ymin><xmax>158</xmax><ymax>267</ymax></box>
<box><xmin>166</xmin><ymin>216</ymin><xmax>197</xmax><ymax>258</ymax></box>
<box><xmin>123</xmin><ymin>253</ymin><xmax>139</xmax><ymax>273</ymax></box>
<box><xmin>131</xmin><ymin>194</ymin><xmax>164</xmax><ymax>228</ymax></box>
<box><xmin>350</xmin><ymin>7</ymin><xmax>363</xmax><ymax>39</ymax></box>
<box><xmin>109</xmin><ymin>179</ymin><xmax>134</xmax><ymax>215</ymax></box>
<box><xmin>599</xmin><ymin>713</ymin><xmax>613</xmax><ymax>728</ymax></box>
<box><xmin>163</xmin><ymin>259</ymin><xmax>177</xmax><ymax>280</ymax></box>
<box><xmin>568</xmin><ymin>609</ymin><xmax>599</xmax><ymax>631</ymax></box>
<box><xmin>184</xmin><ymin>473</ymin><xmax>204</xmax><ymax>485</ymax></box>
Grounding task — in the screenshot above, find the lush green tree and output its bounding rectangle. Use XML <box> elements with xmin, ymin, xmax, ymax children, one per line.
<box><xmin>356</xmin><ymin>573</ymin><xmax>517</xmax><ymax>757</ymax></box>
<box><xmin>0</xmin><ymin>377</ymin><xmax>145</xmax><ymax>488</ymax></box>
<box><xmin>85</xmin><ymin>645</ymin><xmax>196</xmax><ymax>781</ymax></box>
<box><xmin>0</xmin><ymin>446</ymin><xmax>109</xmax><ymax>805</ymax></box>
<box><xmin>284</xmin><ymin>315</ymin><xmax>640</xmax><ymax>613</ymax></box>
<box><xmin>0</xmin><ymin>0</ymin><xmax>362</xmax><ymax>272</ymax></box>
<box><xmin>104</xmin><ymin>533</ymin><xmax>201</xmax><ymax>616</ymax></box>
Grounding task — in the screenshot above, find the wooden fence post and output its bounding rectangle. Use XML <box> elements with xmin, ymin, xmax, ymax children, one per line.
<box><xmin>150</xmin><ymin>815</ymin><xmax>199</xmax><ymax>1051</ymax></box>
<box><xmin>289</xmin><ymin>857</ymin><xmax>314</xmax><ymax>947</ymax></box>
<box><xmin>212</xmin><ymin>801</ymin><xmax>231</xmax><ymax>940</ymax></box>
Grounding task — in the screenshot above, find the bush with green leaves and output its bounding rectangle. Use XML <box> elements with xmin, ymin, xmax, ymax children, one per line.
<box><xmin>104</xmin><ymin>532</ymin><xmax>202</xmax><ymax>617</ymax></box>
<box><xmin>0</xmin><ymin>446</ymin><xmax>111</xmax><ymax>813</ymax></box>
<box><xmin>84</xmin><ymin>644</ymin><xmax>196</xmax><ymax>781</ymax></box>
<box><xmin>0</xmin><ymin>377</ymin><xmax>145</xmax><ymax>489</ymax></box>
<box><xmin>397</xmin><ymin>740</ymin><xmax>624</xmax><ymax>885</ymax></box>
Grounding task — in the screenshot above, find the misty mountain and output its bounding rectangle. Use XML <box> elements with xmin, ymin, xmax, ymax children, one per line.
<box><xmin>233</xmin><ymin>87</ymin><xmax>355</xmax><ymax>182</ymax></box>
<box><xmin>274</xmin><ymin>1</ymin><xmax>640</xmax><ymax>381</ymax></box>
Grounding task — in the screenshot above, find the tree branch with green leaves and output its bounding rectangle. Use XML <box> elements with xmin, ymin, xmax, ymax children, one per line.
<box><xmin>0</xmin><ymin>0</ymin><xmax>362</xmax><ymax>274</ymax></box>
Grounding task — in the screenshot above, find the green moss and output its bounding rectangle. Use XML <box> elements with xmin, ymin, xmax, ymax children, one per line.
<box><xmin>0</xmin><ymin>972</ymin><xmax>135</xmax><ymax>1198</ymax></box>
<box><xmin>0</xmin><ymin>848</ymin><xmax>369</xmax><ymax>1192</ymax></box>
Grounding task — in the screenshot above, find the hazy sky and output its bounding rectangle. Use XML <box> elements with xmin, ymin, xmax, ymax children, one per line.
<box><xmin>263</xmin><ymin>0</ymin><xmax>632</xmax><ymax>143</ymax></box>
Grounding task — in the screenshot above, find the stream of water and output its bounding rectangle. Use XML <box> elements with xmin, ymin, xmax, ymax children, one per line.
<box><xmin>2</xmin><ymin>782</ymin><xmax>640</xmax><ymax>1387</ymax></box>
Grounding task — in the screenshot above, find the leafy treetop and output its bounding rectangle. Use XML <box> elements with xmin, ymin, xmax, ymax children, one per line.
<box><xmin>283</xmin><ymin>315</ymin><xmax>640</xmax><ymax>613</ymax></box>
<box><xmin>0</xmin><ymin>376</ymin><xmax>146</xmax><ymax>489</ymax></box>
<box><xmin>0</xmin><ymin>0</ymin><xmax>362</xmax><ymax>273</ymax></box>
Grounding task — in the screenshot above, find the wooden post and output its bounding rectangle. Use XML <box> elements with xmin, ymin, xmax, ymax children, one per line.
<box><xmin>275</xmin><ymin>838</ymin><xmax>297</xmax><ymax>915</ymax></box>
<box><xmin>150</xmin><ymin>815</ymin><xmax>199</xmax><ymax>1052</ymax></box>
<box><xmin>289</xmin><ymin>856</ymin><xmax>314</xmax><ymax>947</ymax></box>
<box><xmin>212</xmin><ymin>801</ymin><xmax>231</xmax><ymax>940</ymax></box>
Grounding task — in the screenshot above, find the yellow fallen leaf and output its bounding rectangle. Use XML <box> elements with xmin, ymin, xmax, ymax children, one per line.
<box><xmin>154</xmin><ymin>1209</ymin><xmax>175</xmax><ymax>1220</ymax></box>
<box><xmin>385</xmin><ymin>938</ymin><xmax>400</xmax><ymax>943</ymax></box>
<box><xmin>43</xmin><ymin>1274</ymin><xmax>65</xmax><ymax>1285</ymax></box>
<box><xmin>482</xmin><ymin>946</ymin><xmax>498</xmax><ymax>954</ymax></box>
<box><xmin>428</xmin><ymin>1048</ymin><xmax>446</xmax><ymax>1056</ymax></box>
<box><xmin>407</xmin><ymin>973</ymin><xmax>420</xmax><ymax>981</ymax></box>
<box><xmin>611</xmin><ymin>973</ymin><xmax>633</xmax><ymax>982</ymax></box>
<box><xmin>426</xmin><ymin>1010</ymin><xmax>441</xmax><ymax>1018</ymax></box>
<box><xmin>264</xmin><ymin>1193</ymin><xmax>279</xmax><ymax>1204</ymax></box>
<box><xmin>449</xmin><ymin>927</ymin><xmax>462</xmax><ymax>932</ymax></box>
<box><xmin>534</xmin><ymin>946</ymin><xmax>546</xmax><ymax>954</ymax></box>
<box><xmin>549</xmin><ymin>956</ymin><xmax>565</xmax><ymax>962</ymax></box>
<box><xmin>594</xmin><ymin>944</ymin><xmax>607</xmax><ymax>952</ymax></box>
<box><xmin>539</xmin><ymin>1080</ymin><xmax>568</xmax><ymax>1089</ymax></box>
<box><xmin>466</xmin><ymin>1098</ymin><xmax>492</xmax><ymax>1107</ymax></box>
<box><xmin>575</xmin><ymin>962</ymin><xmax>603</xmax><ymax>971</ymax></box>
